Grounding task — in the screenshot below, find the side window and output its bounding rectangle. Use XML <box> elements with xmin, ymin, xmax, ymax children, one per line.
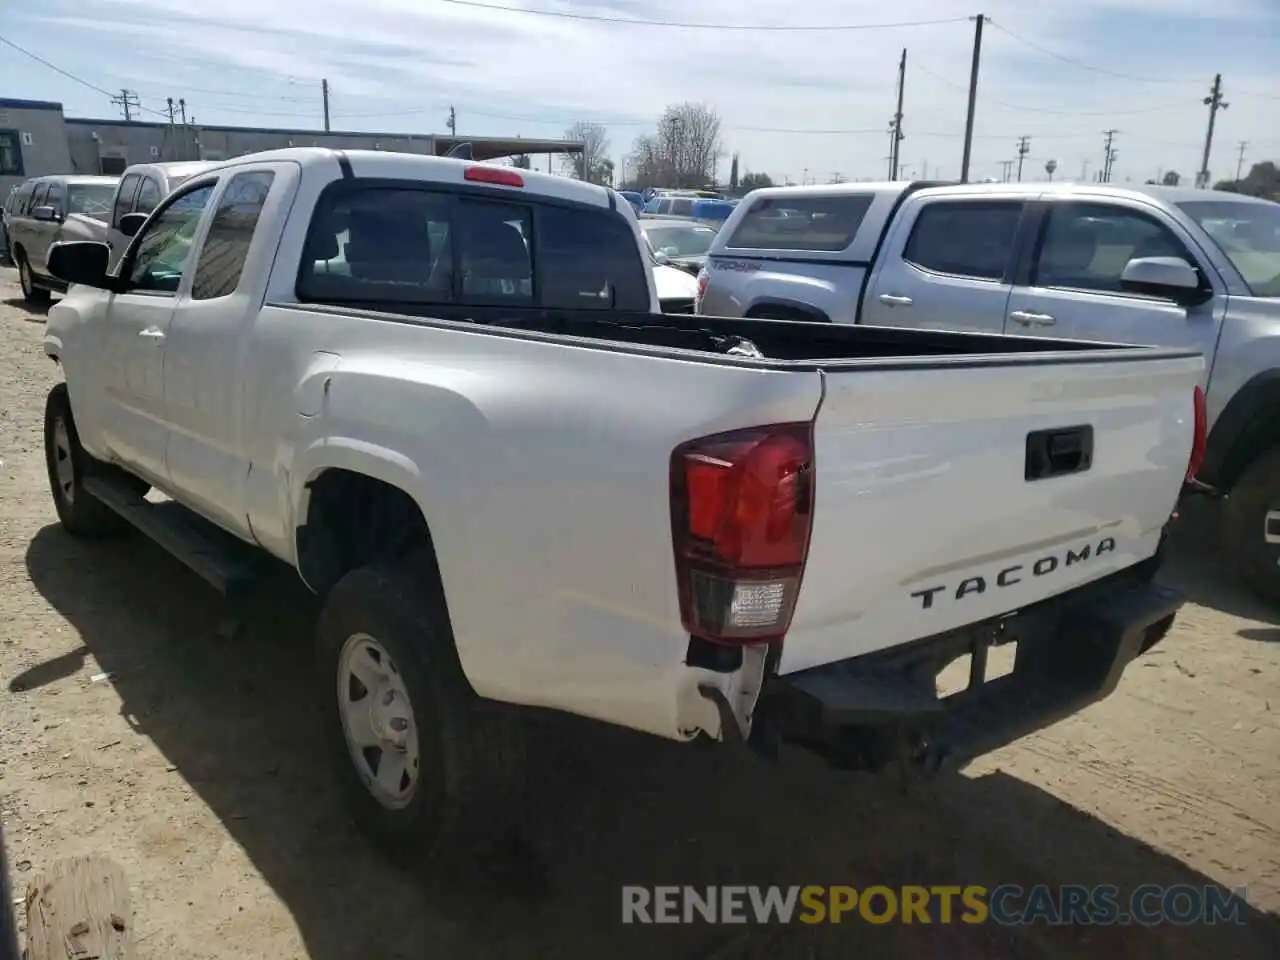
<box><xmin>1035</xmin><ymin>203</ymin><xmax>1192</xmax><ymax>294</ymax></box>
<box><xmin>539</xmin><ymin>205</ymin><xmax>650</xmax><ymax>310</ymax></box>
<box><xmin>902</xmin><ymin>200</ymin><xmax>1024</xmax><ymax>281</ymax></box>
<box><xmin>43</xmin><ymin>181</ymin><xmax>65</xmax><ymax>215</ymax></box>
<box><xmin>727</xmin><ymin>194</ymin><xmax>874</xmax><ymax>252</ymax></box>
<box><xmin>455</xmin><ymin>199</ymin><xmax>532</xmax><ymax>302</ymax></box>
<box><xmin>134</xmin><ymin>178</ymin><xmax>163</xmax><ymax>215</ymax></box>
<box><xmin>298</xmin><ymin>187</ymin><xmax>453</xmax><ymax>301</ymax></box>
<box><xmin>28</xmin><ymin>183</ymin><xmax>49</xmax><ymax>212</ymax></box>
<box><xmin>670</xmin><ymin>198</ymin><xmax>694</xmax><ymax>217</ymax></box>
<box><xmin>113</xmin><ymin>174</ymin><xmax>140</xmax><ymax>227</ymax></box>
<box><xmin>126</xmin><ymin>183</ymin><xmax>217</xmax><ymax>293</ymax></box>
<box><xmin>191</xmin><ymin>171</ymin><xmax>275</xmax><ymax>301</ymax></box>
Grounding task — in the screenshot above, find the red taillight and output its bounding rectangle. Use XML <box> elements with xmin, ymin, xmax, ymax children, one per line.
<box><xmin>696</xmin><ymin>269</ymin><xmax>708</xmax><ymax>302</ymax></box>
<box><xmin>1186</xmin><ymin>384</ymin><xmax>1207</xmax><ymax>482</ymax></box>
<box><xmin>670</xmin><ymin>422</ymin><xmax>815</xmax><ymax>645</ymax></box>
<box><xmin>464</xmin><ymin>166</ymin><xmax>524</xmax><ymax>188</ymax></box>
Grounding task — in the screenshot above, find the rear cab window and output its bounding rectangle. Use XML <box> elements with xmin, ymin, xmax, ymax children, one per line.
<box><xmin>726</xmin><ymin>194</ymin><xmax>874</xmax><ymax>252</ymax></box>
<box><xmin>901</xmin><ymin>199</ymin><xmax>1025</xmax><ymax>281</ymax></box>
<box><xmin>297</xmin><ymin>181</ymin><xmax>650</xmax><ymax>311</ymax></box>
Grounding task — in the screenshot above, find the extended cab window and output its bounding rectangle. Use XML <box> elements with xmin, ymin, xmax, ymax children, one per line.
<box><xmin>191</xmin><ymin>171</ymin><xmax>275</xmax><ymax>301</ymax></box>
<box><xmin>126</xmin><ymin>183</ymin><xmax>216</xmax><ymax>293</ymax></box>
<box><xmin>727</xmin><ymin>195</ymin><xmax>873</xmax><ymax>252</ymax></box>
<box><xmin>113</xmin><ymin>174</ymin><xmax>141</xmax><ymax>227</ymax></box>
<box><xmin>1035</xmin><ymin>203</ymin><xmax>1192</xmax><ymax>294</ymax></box>
<box><xmin>903</xmin><ymin>200</ymin><xmax>1023</xmax><ymax>281</ymax></box>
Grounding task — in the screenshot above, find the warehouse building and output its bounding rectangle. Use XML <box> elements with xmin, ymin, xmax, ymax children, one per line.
<box><xmin>0</xmin><ymin>96</ymin><xmax>583</xmax><ymax>197</ymax></box>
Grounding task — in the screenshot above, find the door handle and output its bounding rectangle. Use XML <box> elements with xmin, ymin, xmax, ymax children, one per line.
<box><xmin>138</xmin><ymin>328</ymin><xmax>165</xmax><ymax>340</ymax></box>
<box><xmin>1009</xmin><ymin>310</ymin><xmax>1056</xmax><ymax>327</ymax></box>
<box><xmin>878</xmin><ymin>293</ymin><xmax>914</xmax><ymax>307</ymax></box>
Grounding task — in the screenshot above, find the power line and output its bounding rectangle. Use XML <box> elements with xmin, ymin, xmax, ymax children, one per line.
<box><xmin>0</xmin><ymin>31</ymin><xmax>170</xmax><ymax>119</ymax></box>
<box><xmin>986</xmin><ymin>19</ymin><xmax>1280</xmax><ymax>100</ymax></box>
<box><xmin>437</xmin><ymin>0</ymin><xmax>967</xmax><ymax>31</ymax></box>
<box><xmin>913</xmin><ymin>64</ymin><xmax>1189</xmax><ymax>116</ymax></box>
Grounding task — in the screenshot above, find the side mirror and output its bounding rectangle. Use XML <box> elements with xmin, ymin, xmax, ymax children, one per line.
<box><xmin>118</xmin><ymin>212</ymin><xmax>149</xmax><ymax>238</ymax></box>
<box><xmin>1120</xmin><ymin>256</ymin><xmax>1211</xmax><ymax>306</ymax></box>
<box><xmin>31</xmin><ymin>205</ymin><xmax>58</xmax><ymax>222</ymax></box>
<box><xmin>47</xmin><ymin>241</ymin><xmax>112</xmax><ymax>290</ymax></box>
<box><xmin>652</xmin><ymin>250</ymin><xmax>670</xmax><ymax>265</ymax></box>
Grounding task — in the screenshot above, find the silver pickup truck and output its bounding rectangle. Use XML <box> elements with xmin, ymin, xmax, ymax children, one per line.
<box><xmin>698</xmin><ymin>182</ymin><xmax>1280</xmax><ymax>603</ymax></box>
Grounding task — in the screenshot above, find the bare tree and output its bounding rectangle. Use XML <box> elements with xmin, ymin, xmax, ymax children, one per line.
<box><xmin>626</xmin><ymin>133</ymin><xmax>663</xmax><ymax>188</ymax></box>
<box><xmin>561</xmin><ymin>121</ymin><xmax>611</xmax><ymax>183</ymax></box>
<box><xmin>510</xmin><ymin>153</ymin><xmax>532</xmax><ymax>169</ymax></box>
<box><xmin>657</xmin><ymin>102</ymin><xmax>723</xmax><ymax>188</ymax></box>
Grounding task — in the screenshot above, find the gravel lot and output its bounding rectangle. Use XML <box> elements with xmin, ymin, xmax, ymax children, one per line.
<box><xmin>0</xmin><ymin>265</ymin><xmax>1277</xmax><ymax>959</ymax></box>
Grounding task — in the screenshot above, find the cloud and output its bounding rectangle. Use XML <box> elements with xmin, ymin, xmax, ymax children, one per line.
<box><xmin>6</xmin><ymin>0</ymin><xmax>1279</xmax><ymax>184</ymax></box>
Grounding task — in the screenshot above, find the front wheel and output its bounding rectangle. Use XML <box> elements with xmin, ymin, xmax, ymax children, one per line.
<box><xmin>316</xmin><ymin>553</ymin><xmax>526</xmax><ymax>867</ymax></box>
<box><xmin>1224</xmin><ymin>446</ymin><xmax>1280</xmax><ymax>607</ymax></box>
<box><xmin>17</xmin><ymin>252</ymin><xmax>51</xmax><ymax>306</ymax></box>
<box><xmin>44</xmin><ymin>385</ymin><xmax>131</xmax><ymax>539</ymax></box>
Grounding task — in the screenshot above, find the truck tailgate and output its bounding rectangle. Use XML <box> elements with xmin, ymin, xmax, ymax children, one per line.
<box><xmin>780</xmin><ymin>350</ymin><xmax>1203</xmax><ymax>675</ymax></box>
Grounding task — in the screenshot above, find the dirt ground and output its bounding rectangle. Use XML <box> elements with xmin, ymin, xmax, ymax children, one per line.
<box><xmin>0</xmin><ymin>266</ymin><xmax>1276</xmax><ymax>959</ymax></box>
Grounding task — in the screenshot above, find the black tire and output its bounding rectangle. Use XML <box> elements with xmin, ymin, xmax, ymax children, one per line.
<box><xmin>1224</xmin><ymin>445</ymin><xmax>1280</xmax><ymax>606</ymax></box>
<box><xmin>17</xmin><ymin>251</ymin><xmax>51</xmax><ymax>306</ymax></box>
<box><xmin>316</xmin><ymin>552</ymin><xmax>526</xmax><ymax>867</ymax></box>
<box><xmin>44</xmin><ymin>385</ymin><xmax>137</xmax><ymax>539</ymax></box>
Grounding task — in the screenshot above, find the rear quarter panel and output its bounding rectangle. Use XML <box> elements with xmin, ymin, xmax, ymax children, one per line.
<box><xmin>243</xmin><ymin>304</ymin><xmax>823</xmax><ymax>738</ymax></box>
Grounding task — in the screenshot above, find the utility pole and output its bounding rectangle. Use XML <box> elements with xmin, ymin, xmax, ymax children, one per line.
<box><xmin>1101</xmin><ymin>129</ymin><xmax>1119</xmax><ymax>183</ymax></box>
<box><xmin>110</xmin><ymin>89</ymin><xmax>140</xmax><ymax>122</ymax></box>
<box><xmin>1080</xmin><ymin>158</ymin><xmax>1089</xmax><ymax>181</ymax></box>
<box><xmin>447</xmin><ymin>105</ymin><xmax>457</xmax><ymax>135</ymax></box>
<box><xmin>1197</xmin><ymin>74</ymin><xmax>1227</xmax><ymax>189</ymax></box>
<box><xmin>999</xmin><ymin>159</ymin><xmax>1014</xmax><ymax>183</ymax></box>
<box><xmin>959</xmin><ymin>12</ymin><xmax>985</xmax><ymax>184</ymax></box>
<box><xmin>1015</xmin><ymin>135</ymin><xmax>1031</xmax><ymax>182</ymax></box>
<box><xmin>889</xmin><ymin>48</ymin><xmax>907</xmax><ymax>181</ymax></box>
<box><xmin>1235</xmin><ymin>140</ymin><xmax>1248</xmax><ymax>182</ymax></box>
<box><xmin>322</xmin><ymin>78</ymin><xmax>331</xmax><ymax>132</ymax></box>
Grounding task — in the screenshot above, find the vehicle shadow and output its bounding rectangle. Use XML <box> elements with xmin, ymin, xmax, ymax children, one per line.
<box><xmin>21</xmin><ymin>524</ymin><xmax>1280</xmax><ymax>960</ymax></box>
<box><xmin>1162</xmin><ymin>502</ymin><xmax>1279</xmax><ymax>625</ymax></box>
<box><xmin>1</xmin><ymin>297</ymin><xmax>50</xmax><ymax>321</ymax></box>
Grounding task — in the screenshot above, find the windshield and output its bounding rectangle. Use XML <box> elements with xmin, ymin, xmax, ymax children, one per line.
<box><xmin>642</xmin><ymin>223</ymin><xmax>717</xmax><ymax>258</ymax></box>
<box><xmin>66</xmin><ymin>183</ymin><xmax>116</xmax><ymax>218</ymax></box>
<box><xmin>1179</xmin><ymin>200</ymin><xmax>1280</xmax><ymax>297</ymax></box>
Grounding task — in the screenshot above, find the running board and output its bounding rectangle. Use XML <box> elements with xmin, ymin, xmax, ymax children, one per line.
<box><xmin>82</xmin><ymin>475</ymin><xmax>264</xmax><ymax>604</ymax></box>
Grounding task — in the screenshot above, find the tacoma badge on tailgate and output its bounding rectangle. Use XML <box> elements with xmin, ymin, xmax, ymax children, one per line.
<box><xmin>910</xmin><ymin>536</ymin><xmax>1117</xmax><ymax>610</ymax></box>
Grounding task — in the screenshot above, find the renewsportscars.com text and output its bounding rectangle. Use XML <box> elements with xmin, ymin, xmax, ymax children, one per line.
<box><xmin>621</xmin><ymin>884</ymin><xmax>1248</xmax><ymax>926</ymax></box>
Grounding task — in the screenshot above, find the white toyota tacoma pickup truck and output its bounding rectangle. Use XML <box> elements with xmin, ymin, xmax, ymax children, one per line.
<box><xmin>40</xmin><ymin>147</ymin><xmax>1204</xmax><ymax>866</ymax></box>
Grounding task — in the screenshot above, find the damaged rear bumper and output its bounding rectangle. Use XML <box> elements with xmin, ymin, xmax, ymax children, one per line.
<box><xmin>748</xmin><ymin>561</ymin><xmax>1182</xmax><ymax>773</ymax></box>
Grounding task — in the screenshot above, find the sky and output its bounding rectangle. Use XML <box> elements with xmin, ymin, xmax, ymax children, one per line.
<box><xmin>1</xmin><ymin>0</ymin><xmax>1277</xmax><ymax>186</ymax></box>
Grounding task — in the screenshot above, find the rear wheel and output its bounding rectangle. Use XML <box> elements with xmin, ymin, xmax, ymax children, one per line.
<box><xmin>316</xmin><ymin>552</ymin><xmax>526</xmax><ymax>867</ymax></box>
<box><xmin>1224</xmin><ymin>445</ymin><xmax>1280</xmax><ymax>606</ymax></box>
<box><xmin>17</xmin><ymin>251</ymin><xmax>51</xmax><ymax>306</ymax></box>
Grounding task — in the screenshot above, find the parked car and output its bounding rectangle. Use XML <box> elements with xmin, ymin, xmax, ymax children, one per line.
<box><xmin>698</xmin><ymin>180</ymin><xmax>1280</xmax><ymax>603</ymax></box>
<box><xmin>77</xmin><ymin>161</ymin><xmax>226</xmax><ymax>273</ymax></box>
<box><xmin>1</xmin><ymin>185</ymin><xmax>19</xmax><ymax>263</ymax></box>
<box><xmin>690</xmin><ymin>198</ymin><xmax>737</xmax><ymax>226</ymax></box>
<box><xmin>638</xmin><ymin>215</ymin><xmax>718</xmax><ymax>275</ymax></box>
<box><xmin>7</xmin><ymin>175</ymin><xmax>118</xmax><ymax>303</ymax></box>
<box><xmin>41</xmin><ymin>147</ymin><xmax>1199</xmax><ymax>869</ymax></box>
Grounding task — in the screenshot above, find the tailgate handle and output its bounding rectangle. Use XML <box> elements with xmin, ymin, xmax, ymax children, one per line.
<box><xmin>1025</xmin><ymin>425</ymin><xmax>1093</xmax><ymax>481</ymax></box>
